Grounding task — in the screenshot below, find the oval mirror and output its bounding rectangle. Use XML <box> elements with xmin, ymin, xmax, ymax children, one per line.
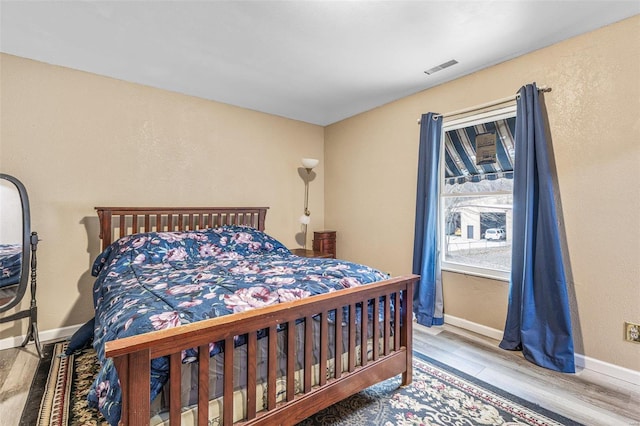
<box><xmin>0</xmin><ymin>174</ymin><xmax>31</xmax><ymax>312</ymax></box>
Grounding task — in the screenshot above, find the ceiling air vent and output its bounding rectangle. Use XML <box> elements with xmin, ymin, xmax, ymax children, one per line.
<box><xmin>424</xmin><ymin>59</ymin><xmax>458</xmax><ymax>75</ymax></box>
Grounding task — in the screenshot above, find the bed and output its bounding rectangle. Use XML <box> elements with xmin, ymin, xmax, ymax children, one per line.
<box><xmin>0</xmin><ymin>243</ymin><xmax>22</xmax><ymax>288</ymax></box>
<box><xmin>91</xmin><ymin>207</ymin><xmax>417</xmax><ymax>425</ymax></box>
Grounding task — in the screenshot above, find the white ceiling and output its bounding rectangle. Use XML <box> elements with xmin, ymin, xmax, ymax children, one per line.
<box><xmin>1</xmin><ymin>1</ymin><xmax>638</xmax><ymax>126</ymax></box>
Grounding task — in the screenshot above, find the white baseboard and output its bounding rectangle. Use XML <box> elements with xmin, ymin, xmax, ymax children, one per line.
<box><xmin>444</xmin><ymin>314</ymin><xmax>504</xmax><ymax>341</ymax></box>
<box><xmin>0</xmin><ymin>323</ymin><xmax>81</xmax><ymax>351</ymax></box>
<box><xmin>574</xmin><ymin>353</ymin><xmax>640</xmax><ymax>386</ymax></box>
<box><xmin>443</xmin><ymin>314</ymin><xmax>640</xmax><ymax>386</ymax></box>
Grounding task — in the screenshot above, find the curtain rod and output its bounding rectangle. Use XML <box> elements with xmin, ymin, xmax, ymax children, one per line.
<box><xmin>417</xmin><ymin>85</ymin><xmax>551</xmax><ymax>124</ymax></box>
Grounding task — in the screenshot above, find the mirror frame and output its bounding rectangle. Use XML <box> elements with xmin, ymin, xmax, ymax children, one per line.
<box><xmin>0</xmin><ymin>173</ymin><xmax>31</xmax><ymax>313</ymax></box>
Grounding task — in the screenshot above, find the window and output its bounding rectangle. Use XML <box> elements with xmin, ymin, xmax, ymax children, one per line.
<box><xmin>440</xmin><ymin>106</ymin><xmax>516</xmax><ymax>281</ymax></box>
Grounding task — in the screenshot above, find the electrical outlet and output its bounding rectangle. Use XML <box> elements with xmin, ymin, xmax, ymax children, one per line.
<box><xmin>624</xmin><ymin>322</ymin><xmax>640</xmax><ymax>343</ymax></box>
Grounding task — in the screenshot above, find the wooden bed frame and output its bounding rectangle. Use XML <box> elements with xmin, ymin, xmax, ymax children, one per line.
<box><xmin>95</xmin><ymin>207</ymin><xmax>417</xmax><ymax>426</ymax></box>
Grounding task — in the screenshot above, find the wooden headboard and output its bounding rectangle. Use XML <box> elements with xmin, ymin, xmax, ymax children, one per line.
<box><xmin>95</xmin><ymin>207</ymin><xmax>269</xmax><ymax>250</ymax></box>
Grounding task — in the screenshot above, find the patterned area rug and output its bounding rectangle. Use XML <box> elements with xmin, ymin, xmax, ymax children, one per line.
<box><xmin>21</xmin><ymin>341</ymin><xmax>581</xmax><ymax>426</ymax></box>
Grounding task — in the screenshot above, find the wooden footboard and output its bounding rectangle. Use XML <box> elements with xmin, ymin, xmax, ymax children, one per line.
<box><xmin>106</xmin><ymin>274</ymin><xmax>417</xmax><ymax>426</ymax></box>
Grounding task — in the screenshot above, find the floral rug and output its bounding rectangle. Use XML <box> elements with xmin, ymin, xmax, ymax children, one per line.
<box><xmin>21</xmin><ymin>341</ymin><xmax>581</xmax><ymax>425</ymax></box>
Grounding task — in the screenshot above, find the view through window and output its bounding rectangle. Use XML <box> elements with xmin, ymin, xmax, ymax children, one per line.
<box><xmin>440</xmin><ymin>107</ymin><xmax>516</xmax><ymax>280</ymax></box>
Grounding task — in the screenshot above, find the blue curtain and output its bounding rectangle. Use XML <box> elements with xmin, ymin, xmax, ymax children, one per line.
<box><xmin>499</xmin><ymin>83</ymin><xmax>575</xmax><ymax>373</ymax></box>
<box><xmin>412</xmin><ymin>113</ymin><xmax>444</xmax><ymax>327</ymax></box>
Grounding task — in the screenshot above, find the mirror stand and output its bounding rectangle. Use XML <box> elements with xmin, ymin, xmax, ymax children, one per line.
<box><xmin>0</xmin><ymin>232</ymin><xmax>42</xmax><ymax>358</ymax></box>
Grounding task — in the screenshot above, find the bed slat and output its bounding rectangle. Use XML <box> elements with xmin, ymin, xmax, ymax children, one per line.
<box><xmin>286</xmin><ymin>321</ymin><xmax>295</xmax><ymax>402</ymax></box>
<box><xmin>401</xmin><ymin>291</ymin><xmax>413</xmax><ymax>386</ymax></box>
<box><xmin>319</xmin><ymin>311</ymin><xmax>328</xmax><ymax>387</ymax></box>
<box><xmin>361</xmin><ymin>300</ymin><xmax>368</xmax><ymax>367</ymax></box>
<box><xmin>304</xmin><ymin>316</ymin><xmax>312</xmax><ymax>393</ymax></box>
<box><xmin>169</xmin><ymin>352</ymin><xmax>181</xmax><ymax>424</ymax></box>
<box><xmin>348</xmin><ymin>304</ymin><xmax>356</xmax><ymax>372</ymax></box>
<box><xmin>167</xmin><ymin>214</ymin><xmax>173</xmax><ymax>231</ymax></box>
<box><xmin>334</xmin><ymin>307</ymin><xmax>343</xmax><ymax>379</ymax></box>
<box><xmin>199</xmin><ymin>344</ymin><xmax>210</xmax><ymax>425</ymax></box>
<box><xmin>394</xmin><ymin>292</ymin><xmax>401</xmax><ymax>353</ymax></box>
<box><xmin>119</xmin><ymin>215</ymin><xmax>126</xmax><ymax>241</ymax></box>
<box><xmin>246</xmin><ymin>331</ymin><xmax>257</xmax><ymax>420</ymax></box>
<box><xmin>373</xmin><ymin>298</ymin><xmax>380</xmax><ymax>361</ymax></box>
<box><xmin>223</xmin><ymin>337</ymin><xmax>233</xmax><ymax>425</ymax></box>
<box><xmin>267</xmin><ymin>325</ymin><xmax>277</xmax><ymax>411</ymax></box>
<box><xmin>384</xmin><ymin>294</ymin><xmax>391</xmax><ymax>356</ymax></box>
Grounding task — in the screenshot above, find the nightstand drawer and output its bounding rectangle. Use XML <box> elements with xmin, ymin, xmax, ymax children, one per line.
<box><xmin>318</xmin><ymin>241</ymin><xmax>335</xmax><ymax>252</ymax></box>
<box><xmin>313</xmin><ymin>231</ymin><xmax>336</xmax><ymax>239</ymax></box>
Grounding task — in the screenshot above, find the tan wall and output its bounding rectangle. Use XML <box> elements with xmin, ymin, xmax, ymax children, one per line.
<box><xmin>0</xmin><ymin>54</ymin><xmax>324</xmax><ymax>338</ymax></box>
<box><xmin>325</xmin><ymin>16</ymin><xmax>640</xmax><ymax>370</ymax></box>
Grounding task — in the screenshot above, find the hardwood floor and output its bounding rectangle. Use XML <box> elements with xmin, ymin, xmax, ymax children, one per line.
<box><xmin>0</xmin><ymin>342</ymin><xmax>40</xmax><ymax>426</ymax></box>
<box><xmin>414</xmin><ymin>324</ymin><xmax>640</xmax><ymax>426</ymax></box>
<box><xmin>1</xmin><ymin>324</ymin><xmax>638</xmax><ymax>426</ymax></box>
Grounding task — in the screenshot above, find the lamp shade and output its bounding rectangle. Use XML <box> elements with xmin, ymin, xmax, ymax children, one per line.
<box><xmin>301</xmin><ymin>158</ymin><xmax>319</xmax><ymax>169</ymax></box>
<box><xmin>299</xmin><ymin>214</ymin><xmax>311</xmax><ymax>225</ymax></box>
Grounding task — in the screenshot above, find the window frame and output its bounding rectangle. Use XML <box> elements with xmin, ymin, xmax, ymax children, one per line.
<box><xmin>438</xmin><ymin>105</ymin><xmax>517</xmax><ymax>282</ymax></box>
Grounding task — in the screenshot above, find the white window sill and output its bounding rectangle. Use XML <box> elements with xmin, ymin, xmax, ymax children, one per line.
<box><xmin>441</xmin><ymin>264</ymin><xmax>510</xmax><ymax>282</ymax></box>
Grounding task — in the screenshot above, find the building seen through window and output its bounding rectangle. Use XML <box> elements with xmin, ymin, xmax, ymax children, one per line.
<box><xmin>440</xmin><ymin>107</ymin><xmax>516</xmax><ymax>279</ymax></box>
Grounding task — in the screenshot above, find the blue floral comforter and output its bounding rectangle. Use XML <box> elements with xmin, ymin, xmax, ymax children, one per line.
<box><xmin>87</xmin><ymin>226</ymin><xmax>387</xmax><ymax>425</ymax></box>
<box><xmin>0</xmin><ymin>243</ymin><xmax>22</xmax><ymax>288</ymax></box>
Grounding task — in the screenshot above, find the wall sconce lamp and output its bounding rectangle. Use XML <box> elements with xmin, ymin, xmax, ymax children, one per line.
<box><xmin>299</xmin><ymin>158</ymin><xmax>319</xmax><ymax>248</ymax></box>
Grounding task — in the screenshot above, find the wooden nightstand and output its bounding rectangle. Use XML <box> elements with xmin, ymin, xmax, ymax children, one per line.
<box><xmin>290</xmin><ymin>248</ymin><xmax>334</xmax><ymax>259</ymax></box>
<box><xmin>313</xmin><ymin>230</ymin><xmax>336</xmax><ymax>258</ymax></box>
